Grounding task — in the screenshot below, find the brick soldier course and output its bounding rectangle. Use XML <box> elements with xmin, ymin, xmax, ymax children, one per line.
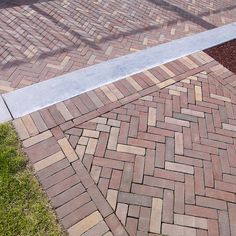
<box><xmin>12</xmin><ymin>51</ymin><xmax>236</xmax><ymax>235</ymax></box>
<box><xmin>1</xmin><ymin>0</ymin><xmax>236</xmax><ymax>92</ymax></box>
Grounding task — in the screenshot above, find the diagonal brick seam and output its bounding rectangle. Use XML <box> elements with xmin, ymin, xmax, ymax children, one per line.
<box><xmin>12</xmin><ymin>51</ymin><xmax>236</xmax><ymax>236</ymax></box>
<box><xmin>24</xmin><ymin>131</ymin><xmax>129</xmax><ymax>235</ymax></box>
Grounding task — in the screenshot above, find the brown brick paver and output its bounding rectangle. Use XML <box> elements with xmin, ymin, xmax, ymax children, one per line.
<box><xmin>12</xmin><ymin>51</ymin><xmax>236</xmax><ymax>235</ymax></box>
<box><xmin>1</xmin><ymin>0</ymin><xmax>236</xmax><ymax>92</ymax></box>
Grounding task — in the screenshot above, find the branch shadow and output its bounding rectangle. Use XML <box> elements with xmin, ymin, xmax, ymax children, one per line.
<box><xmin>146</xmin><ymin>0</ymin><xmax>216</xmax><ymax>30</ymax></box>
<box><xmin>30</xmin><ymin>5</ymin><xmax>101</xmax><ymax>51</ymax></box>
<box><xmin>0</xmin><ymin>0</ymin><xmax>53</xmax><ymax>9</ymax></box>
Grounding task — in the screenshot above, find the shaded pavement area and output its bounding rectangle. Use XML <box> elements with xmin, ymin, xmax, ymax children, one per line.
<box><xmin>0</xmin><ymin>0</ymin><xmax>236</xmax><ymax>92</ymax></box>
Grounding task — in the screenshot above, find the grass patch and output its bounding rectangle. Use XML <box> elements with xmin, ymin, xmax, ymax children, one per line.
<box><xmin>0</xmin><ymin>123</ymin><xmax>64</xmax><ymax>236</ymax></box>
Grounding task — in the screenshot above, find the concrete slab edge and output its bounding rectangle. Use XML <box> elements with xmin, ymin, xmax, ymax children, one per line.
<box><xmin>0</xmin><ymin>95</ymin><xmax>12</xmax><ymax>123</ymax></box>
<box><xmin>3</xmin><ymin>22</ymin><xmax>236</xmax><ymax>119</ymax></box>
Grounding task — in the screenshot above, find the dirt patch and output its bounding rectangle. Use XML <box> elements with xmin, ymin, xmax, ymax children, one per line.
<box><xmin>205</xmin><ymin>39</ymin><xmax>236</xmax><ymax>74</ymax></box>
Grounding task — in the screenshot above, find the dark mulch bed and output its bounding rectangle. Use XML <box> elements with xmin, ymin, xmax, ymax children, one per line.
<box><xmin>205</xmin><ymin>39</ymin><xmax>236</xmax><ymax>74</ymax></box>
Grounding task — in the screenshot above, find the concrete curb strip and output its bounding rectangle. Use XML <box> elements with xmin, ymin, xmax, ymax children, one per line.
<box><xmin>2</xmin><ymin>23</ymin><xmax>236</xmax><ymax>119</ymax></box>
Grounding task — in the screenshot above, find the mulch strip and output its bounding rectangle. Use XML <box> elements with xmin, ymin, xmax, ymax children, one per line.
<box><xmin>205</xmin><ymin>39</ymin><xmax>236</xmax><ymax>74</ymax></box>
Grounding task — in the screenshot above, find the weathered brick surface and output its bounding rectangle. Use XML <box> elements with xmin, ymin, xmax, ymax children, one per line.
<box><xmin>16</xmin><ymin>53</ymin><xmax>236</xmax><ymax>235</ymax></box>
<box><xmin>1</xmin><ymin>0</ymin><xmax>236</xmax><ymax>92</ymax></box>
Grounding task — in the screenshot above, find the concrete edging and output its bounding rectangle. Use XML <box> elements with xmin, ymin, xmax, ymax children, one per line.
<box><xmin>0</xmin><ymin>95</ymin><xmax>12</xmax><ymax>123</ymax></box>
<box><xmin>2</xmin><ymin>22</ymin><xmax>236</xmax><ymax>119</ymax></box>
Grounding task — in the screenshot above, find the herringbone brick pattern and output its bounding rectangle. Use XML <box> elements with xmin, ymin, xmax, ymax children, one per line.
<box><xmin>12</xmin><ymin>52</ymin><xmax>236</xmax><ymax>235</ymax></box>
<box><xmin>0</xmin><ymin>0</ymin><xmax>236</xmax><ymax>92</ymax></box>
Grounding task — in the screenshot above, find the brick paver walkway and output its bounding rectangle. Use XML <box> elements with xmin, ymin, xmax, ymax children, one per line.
<box><xmin>1</xmin><ymin>0</ymin><xmax>236</xmax><ymax>92</ymax></box>
<box><xmin>13</xmin><ymin>51</ymin><xmax>236</xmax><ymax>236</ymax></box>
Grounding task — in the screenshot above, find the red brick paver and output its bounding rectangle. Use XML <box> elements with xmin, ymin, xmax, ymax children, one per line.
<box><xmin>12</xmin><ymin>51</ymin><xmax>236</xmax><ymax>235</ymax></box>
<box><xmin>1</xmin><ymin>0</ymin><xmax>236</xmax><ymax>92</ymax></box>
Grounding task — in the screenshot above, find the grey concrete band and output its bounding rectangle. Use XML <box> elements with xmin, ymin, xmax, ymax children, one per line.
<box><xmin>0</xmin><ymin>96</ymin><xmax>12</xmax><ymax>123</ymax></box>
<box><xmin>3</xmin><ymin>22</ymin><xmax>236</xmax><ymax>119</ymax></box>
